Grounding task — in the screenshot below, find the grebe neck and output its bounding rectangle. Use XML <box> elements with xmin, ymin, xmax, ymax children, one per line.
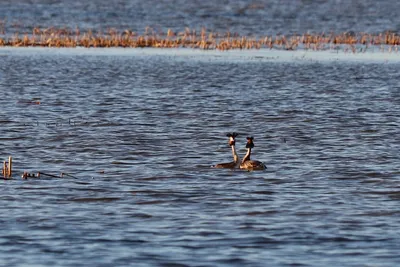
<box><xmin>231</xmin><ymin>144</ymin><xmax>240</xmax><ymax>164</ymax></box>
<box><xmin>242</xmin><ymin>148</ymin><xmax>251</xmax><ymax>162</ymax></box>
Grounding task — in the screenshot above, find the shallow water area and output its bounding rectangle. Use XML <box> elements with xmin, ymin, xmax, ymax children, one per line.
<box><xmin>2</xmin><ymin>47</ymin><xmax>400</xmax><ymax>63</ymax></box>
<box><xmin>1</xmin><ymin>47</ymin><xmax>400</xmax><ymax>266</ymax></box>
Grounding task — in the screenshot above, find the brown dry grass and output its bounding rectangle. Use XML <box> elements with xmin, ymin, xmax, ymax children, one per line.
<box><xmin>0</xmin><ymin>27</ymin><xmax>399</xmax><ymax>52</ymax></box>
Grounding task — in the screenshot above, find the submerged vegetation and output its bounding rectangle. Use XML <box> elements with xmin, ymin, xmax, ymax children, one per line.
<box><xmin>0</xmin><ymin>26</ymin><xmax>399</xmax><ymax>52</ymax></box>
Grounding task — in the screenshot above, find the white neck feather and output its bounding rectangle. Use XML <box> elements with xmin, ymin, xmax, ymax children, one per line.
<box><xmin>231</xmin><ymin>144</ymin><xmax>240</xmax><ymax>164</ymax></box>
<box><xmin>242</xmin><ymin>148</ymin><xmax>251</xmax><ymax>163</ymax></box>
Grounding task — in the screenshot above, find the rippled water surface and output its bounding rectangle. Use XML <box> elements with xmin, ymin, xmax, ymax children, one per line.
<box><xmin>2</xmin><ymin>0</ymin><xmax>400</xmax><ymax>35</ymax></box>
<box><xmin>0</xmin><ymin>48</ymin><xmax>399</xmax><ymax>266</ymax></box>
<box><xmin>1</xmin><ymin>0</ymin><xmax>400</xmax><ymax>266</ymax></box>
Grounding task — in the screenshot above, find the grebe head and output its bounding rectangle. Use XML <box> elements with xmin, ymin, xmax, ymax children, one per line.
<box><xmin>246</xmin><ymin>136</ymin><xmax>254</xmax><ymax>148</ymax></box>
<box><xmin>226</xmin><ymin>132</ymin><xmax>239</xmax><ymax>146</ymax></box>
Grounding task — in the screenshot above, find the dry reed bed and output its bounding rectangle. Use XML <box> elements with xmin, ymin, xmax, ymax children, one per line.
<box><xmin>0</xmin><ymin>27</ymin><xmax>399</xmax><ymax>51</ymax></box>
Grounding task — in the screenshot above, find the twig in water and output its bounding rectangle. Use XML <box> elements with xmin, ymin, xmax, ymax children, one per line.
<box><xmin>21</xmin><ymin>171</ymin><xmax>40</xmax><ymax>179</ymax></box>
<box><xmin>39</xmin><ymin>172</ymin><xmax>61</xmax><ymax>178</ymax></box>
<box><xmin>60</xmin><ymin>172</ymin><xmax>79</xmax><ymax>179</ymax></box>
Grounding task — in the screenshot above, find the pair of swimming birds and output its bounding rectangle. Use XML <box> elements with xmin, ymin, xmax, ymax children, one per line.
<box><xmin>214</xmin><ymin>132</ymin><xmax>266</xmax><ymax>170</ymax></box>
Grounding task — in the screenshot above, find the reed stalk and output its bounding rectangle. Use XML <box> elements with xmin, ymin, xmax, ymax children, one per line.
<box><xmin>0</xmin><ymin>27</ymin><xmax>399</xmax><ymax>52</ymax></box>
<box><xmin>2</xmin><ymin>156</ymin><xmax>12</xmax><ymax>178</ymax></box>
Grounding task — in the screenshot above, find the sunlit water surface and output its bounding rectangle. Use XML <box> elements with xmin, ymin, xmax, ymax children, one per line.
<box><xmin>0</xmin><ymin>48</ymin><xmax>399</xmax><ymax>266</ymax></box>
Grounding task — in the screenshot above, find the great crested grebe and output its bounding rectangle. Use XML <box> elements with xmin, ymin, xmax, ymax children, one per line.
<box><xmin>213</xmin><ymin>132</ymin><xmax>240</xmax><ymax>169</ymax></box>
<box><xmin>240</xmin><ymin>137</ymin><xmax>266</xmax><ymax>170</ymax></box>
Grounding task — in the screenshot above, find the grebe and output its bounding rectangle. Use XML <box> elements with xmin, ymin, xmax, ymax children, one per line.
<box><xmin>240</xmin><ymin>137</ymin><xmax>266</xmax><ymax>170</ymax></box>
<box><xmin>213</xmin><ymin>132</ymin><xmax>240</xmax><ymax>169</ymax></box>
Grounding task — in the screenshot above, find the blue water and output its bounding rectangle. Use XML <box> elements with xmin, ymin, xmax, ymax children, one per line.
<box><xmin>1</xmin><ymin>48</ymin><xmax>399</xmax><ymax>266</ymax></box>
<box><xmin>1</xmin><ymin>0</ymin><xmax>400</xmax><ymax>36</ymax></box>
<box><xmin>1</xmin><ymin>1</ymin><xmax>400</xmax><ymax>266</ymax></box>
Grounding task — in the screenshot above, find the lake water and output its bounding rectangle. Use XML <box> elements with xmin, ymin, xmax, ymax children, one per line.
<box><xmin>2</xmin><ymin>0</ymin><xmax>400</xmax><ymax>36</ymax></box>
<box><xmin>1</xmin><ymin>1</ymin><xmax>400</xmax><ymax>266</ymax></box>
<box><xmin>1</xmin><ymin>47</ymin><xmax>400</xmax><ymax>266</ymax></box>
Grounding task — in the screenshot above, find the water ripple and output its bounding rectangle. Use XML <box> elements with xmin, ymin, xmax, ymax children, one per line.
<box><xmin>1</xmin><ymin>50</ymin><xmax>400</xmax><ymax>266</ymax></box>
